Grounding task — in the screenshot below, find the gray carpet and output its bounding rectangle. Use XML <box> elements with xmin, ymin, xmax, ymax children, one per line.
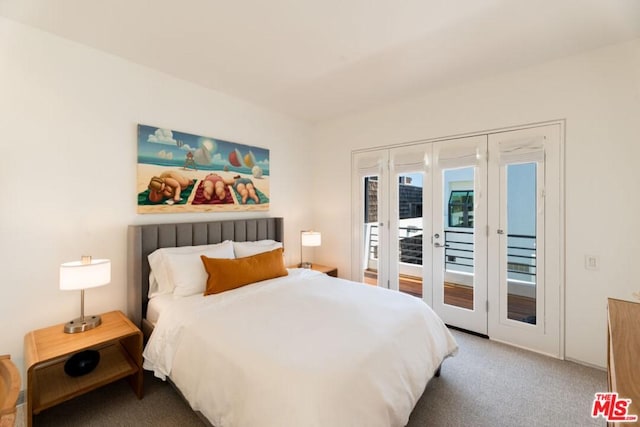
<box><xmin>19</xmin><ymin>329</ymin><xmax>607</xmax><ymax>426</ymax></box>
<box><xmin>409</xmin><ymin>330</ymin><xmax>607</xmax><ymax>426</ymax></box>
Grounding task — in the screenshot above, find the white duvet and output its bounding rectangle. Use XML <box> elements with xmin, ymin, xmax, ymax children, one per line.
<box><xmin>143</xmin><ymin>269</ymin><xmax>458</xmax><ymax>427</ymax></box>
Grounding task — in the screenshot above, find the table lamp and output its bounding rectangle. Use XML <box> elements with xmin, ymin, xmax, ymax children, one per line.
<box><xmin>59</xmin><ymin>256</ymin><xmax>111</xmax><ymax>333</ymax></box>
<box><xmin>300</xmin><ymin>231</ymin><xmax>321</xmax><ymax>268</ymax></box>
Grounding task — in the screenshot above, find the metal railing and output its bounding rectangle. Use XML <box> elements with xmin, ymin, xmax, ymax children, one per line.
<box><xmin>368</xmin><ymin>224</ymin><xmax>423</xmax><ymax>265</ymax></box>
<box><xmin>367</xmin><ymin>224</ymin><xmax>536</xmax><ymax>281</ymax></box>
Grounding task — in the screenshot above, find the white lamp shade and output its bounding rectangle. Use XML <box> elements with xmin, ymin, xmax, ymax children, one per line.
<box><xmin>301</xmin><ymin>231</ymin><xmax>321</xmax><ymax>247</ymax></box>
<box><xmin>60</xmin><ymin>259</ymin><xmax>111</xmax><ymax>291</ymax></box>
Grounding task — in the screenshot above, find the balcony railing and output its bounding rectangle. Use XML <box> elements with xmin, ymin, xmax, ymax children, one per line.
<box><xmin>367</xmin><ymin>224</ymin><xmax>536</xmax><ymax>282</ymax></box>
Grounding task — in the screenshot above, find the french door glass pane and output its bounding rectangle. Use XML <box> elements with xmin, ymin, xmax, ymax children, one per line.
<box><xmin>443</xmin><ymin>167</ymin><xmax>475</xmax><ymax>310</ymax></box>
<box><xmin>397</xmin><ymin>173</ymin><xmax>423</xmax><ymax>298</ymax></box>
<box><xmin>363</xmin><ymin>175</ymin><xmax>380</xmax><ymax>286</ymax></box>
<box><xmin>506</xmin><ymin>163</ymin><xmax>537</xmax><ymax>324</ymax></box>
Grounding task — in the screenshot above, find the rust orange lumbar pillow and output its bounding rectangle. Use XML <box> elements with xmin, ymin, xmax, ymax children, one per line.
<box><xmin>201</xmin><ymin>247</ymin><xmax>288</xmax><ymax>295</ymax></box>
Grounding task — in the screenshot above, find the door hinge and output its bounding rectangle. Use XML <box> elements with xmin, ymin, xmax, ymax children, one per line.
<box><xmin>486</xmin><ymin>300</ymin><xmax>489</xmax><ymax>312</ymax></box>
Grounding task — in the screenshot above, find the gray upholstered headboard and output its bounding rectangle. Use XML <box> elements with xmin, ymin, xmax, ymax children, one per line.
<box><xmin>127</xmin><ymin>217</ymin><xmax>284</xmax><ymax>332</ymax></box>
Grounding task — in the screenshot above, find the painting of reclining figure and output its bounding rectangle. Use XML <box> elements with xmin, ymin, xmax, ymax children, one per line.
<box><xmin>137</xmin><ymin>124</ymin><xmax>269</xmax><ymax>213</ymax></box>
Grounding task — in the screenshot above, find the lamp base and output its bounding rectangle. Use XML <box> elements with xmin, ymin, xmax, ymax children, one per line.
<box><xmin>64</xmin><ymin>315</ymin><xmax>102</xmax><ymax>334</ymax></box>
<box><xmin>299</xmin><ymin>262</ymin><xmax>312</xmax><ymax>269</ymax></box>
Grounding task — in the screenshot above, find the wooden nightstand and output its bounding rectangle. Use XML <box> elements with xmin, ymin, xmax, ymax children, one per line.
<box><xmin>309</xmin><ymin>264</ymin><xmax>338</xmax><ymax>277</ymax></box>
<box><xmin>24</xmin><ymin>310</ymin><xmax>143</xmax><ymax>426</ymax></box>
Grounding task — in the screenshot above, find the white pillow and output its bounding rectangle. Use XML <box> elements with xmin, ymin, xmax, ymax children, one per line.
<box><xmin>166</xmin><ymin>244</ymin><xmax>235</xmax><ymax>296</ymax></box>
<box><xmin>233</xmin><ymin>240</ymin><xmax>283</xmax><ymax>258</ymax></box>
<box><xmin>147</xmin><ymin>241</ymin><xmax>234</xmax><ymax>297</ymax></box>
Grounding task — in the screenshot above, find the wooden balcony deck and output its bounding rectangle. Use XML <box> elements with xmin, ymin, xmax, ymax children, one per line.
<box><xmin>363</xmin><ymin>269</ymin><xmax>536</xmax><ymax>323</ymax></box>
<box><xmin>364</xmin><ymin>270</ymin><xmax>422</xmax><ymax>296</ymax></box>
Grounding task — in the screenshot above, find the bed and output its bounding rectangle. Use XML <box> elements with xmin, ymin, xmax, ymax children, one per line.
<box><xmin>128</xmin><ymin>218</ymin><xmax>457</xmax><ymax>427</ymax></box>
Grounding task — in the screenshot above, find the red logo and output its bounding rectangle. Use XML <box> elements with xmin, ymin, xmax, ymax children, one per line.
<box><xmin>592</xmin><ymin>393</ymin><xmax>638</xmax><ymax>423</ymax></box>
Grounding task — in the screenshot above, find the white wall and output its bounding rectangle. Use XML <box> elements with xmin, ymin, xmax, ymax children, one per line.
<box><xmin>311</xmin><ymin>38</ymin><xmax>640</xmax><ymax>368</ymax></box>
<box><xmin>0</xmin><ymin>17</ymin><xmax>314</xmax><ymax>380</ymax></box>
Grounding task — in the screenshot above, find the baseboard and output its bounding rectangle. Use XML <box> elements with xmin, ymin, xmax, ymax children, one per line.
<box><xmin>565</xmin><ymin>356</ymin><xmax>606</xmax><ymax>371</ymax></box>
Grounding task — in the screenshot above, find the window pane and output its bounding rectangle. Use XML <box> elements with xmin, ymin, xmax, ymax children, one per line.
<box><xmin>363</xmin><ymin>176</ymin><xmax>380</xmax><ymax>287</ymax></box>
<box><xmin>398</xmin><ymin>173</ymin><xmax>423</xmax><ymax>298</ymax></box>
<box><xmin>443</xmin><ymin>168</ymin><xmax>475</xmax><ymax>310</ymax></box>
<box><xmin>506</xmin><ymin>163</ymin><xmax>537</xmax><ymax>324</ymax></box>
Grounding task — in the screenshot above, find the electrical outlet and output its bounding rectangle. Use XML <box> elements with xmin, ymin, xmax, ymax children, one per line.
<box><xmin>585</xmin><ymin>255</ymin><xmax>599</xmax><ymax>270</ymax></box>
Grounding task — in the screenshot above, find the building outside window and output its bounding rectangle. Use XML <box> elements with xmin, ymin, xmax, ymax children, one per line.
<box><xmin>448</xmin><ymin>190</ymin><xmax>474</xmax><ymax>228</ymax></box>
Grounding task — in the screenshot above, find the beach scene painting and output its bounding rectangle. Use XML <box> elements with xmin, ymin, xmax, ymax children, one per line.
<box><xmin>137</xmin><ymin>124</ymin><xmax>270</xmax><ymax>213</ymax></box>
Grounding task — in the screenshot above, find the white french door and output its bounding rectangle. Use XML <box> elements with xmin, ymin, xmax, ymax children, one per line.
<box><xmin>352</xmin><ymin>149</ymin><xmax>390</xmax><ymax>289</ymax></box>
<box><xmin>388</xmin><ymin>144</ymin><xmax>432</xmax><ymax>300</ymax></box>
<box><xmin>432</xmin><ymin>135</ymin><xmax>488</xmax><ymax>334</ymax></box>
<box><xmin>487</xmin><ymin>124</ymin><xmax>562</xmax><ymax>357</ymax></box>
<box><xmin>351</xmin><ymin>123</ymin><xmax>563</xmax><ymax>357</ymax></box>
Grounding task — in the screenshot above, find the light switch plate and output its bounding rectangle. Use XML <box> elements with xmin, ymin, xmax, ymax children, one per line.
<box><xmin>585</xmin><ymin>255</ymin><xmax>599</xmax><ymax>270</ymax></box>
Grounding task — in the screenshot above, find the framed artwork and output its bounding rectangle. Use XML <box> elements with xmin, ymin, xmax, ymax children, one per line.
<box><xmin>137</xmin><ymin>124</ymin><xmax>270</xmax><ymax>213</ymax></box>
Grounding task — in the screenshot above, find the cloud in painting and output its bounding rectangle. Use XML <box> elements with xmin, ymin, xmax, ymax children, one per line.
<box><xmin>148</xmin><ymin>129</ymin><xmax>177</xmax><ymax>145</ymax></box>
<box><xmin>157</xmin><ymin>150</ymin><xmax>173</xmax><ymax>160</ymax></box>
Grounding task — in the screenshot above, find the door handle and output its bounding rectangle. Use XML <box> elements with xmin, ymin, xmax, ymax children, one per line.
<box><xmin>434</xmin><ymin>242</ymin><xmax>450</xmax><ymax>248</ymax></box>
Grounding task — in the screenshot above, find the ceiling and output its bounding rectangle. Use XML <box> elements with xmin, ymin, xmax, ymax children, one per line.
<box><xmin>2</xmin><ymin>0</ymin><xmax>640</xmax><ymax>123</ymax></box>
